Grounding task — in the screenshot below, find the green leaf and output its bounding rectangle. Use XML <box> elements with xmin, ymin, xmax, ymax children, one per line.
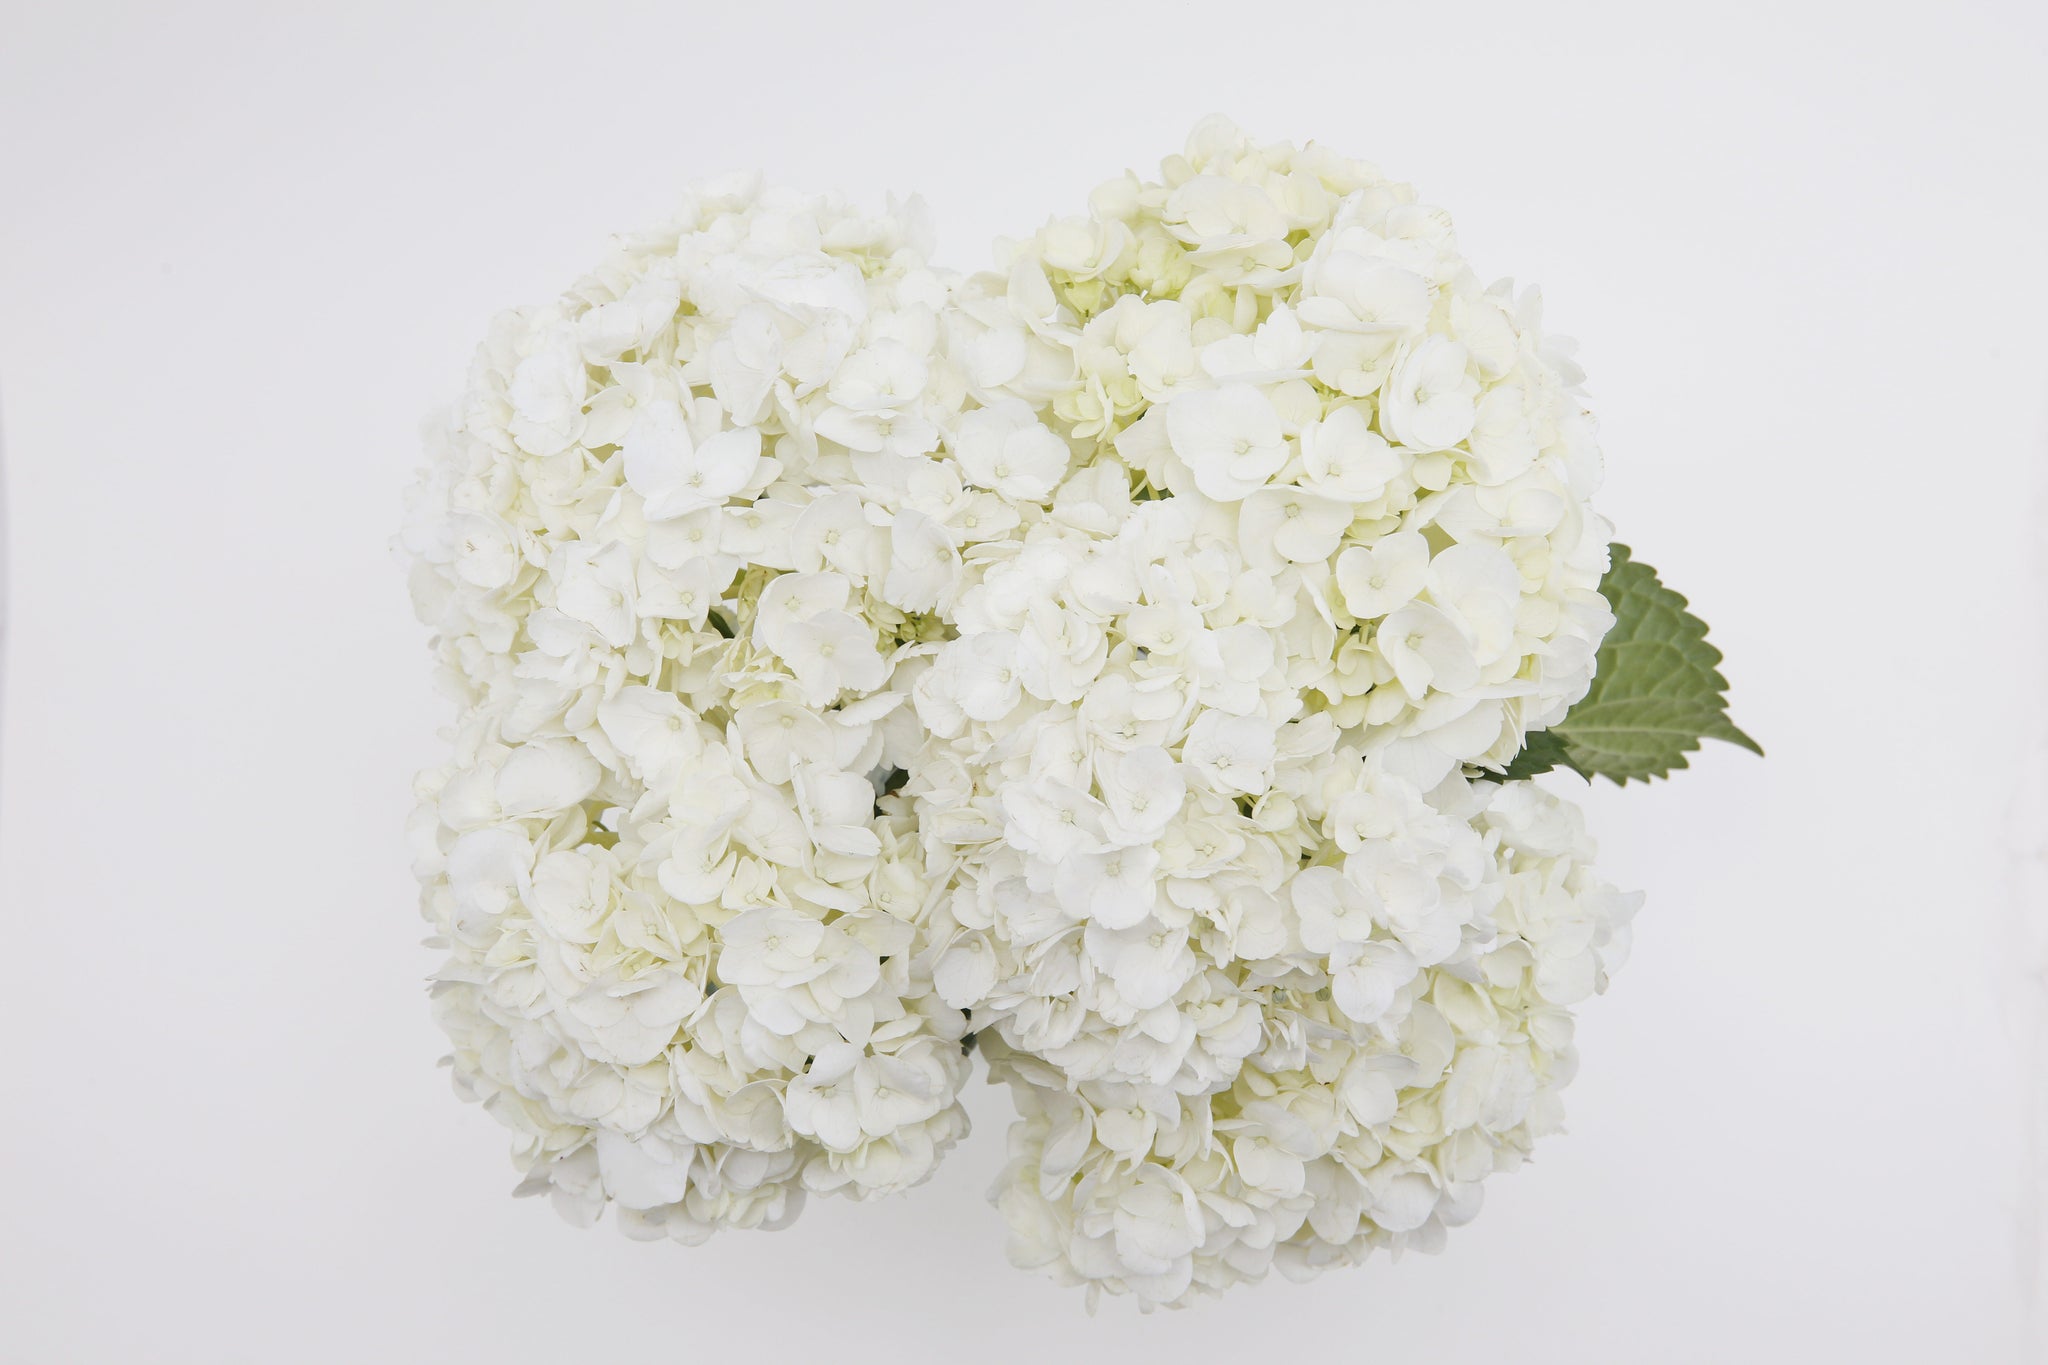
<box><xmin>1488</xmin><ymin>728</ymin><xmax>1584</xmax><ymax>781</ymax></box>
<box><xmin>1482</xmin><ymin>543</ymin><xmax>1760</xmax><ymax>785</ymax></box>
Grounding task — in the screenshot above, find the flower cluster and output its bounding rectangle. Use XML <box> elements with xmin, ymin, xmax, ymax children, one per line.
<box><xmin>403</xmin><ymin>179</ymin><xmax>993</xmax><ymax>1241</ymax></box>
<box><xmin>974</xmin><ymin>779</ymin><xmax>1636</xmax><ymax>1305</ymax></box>
<box><xmin>404</xmin><ymin>120</ymin><xmax>1640</xmax><ymax>1305</ymax></box>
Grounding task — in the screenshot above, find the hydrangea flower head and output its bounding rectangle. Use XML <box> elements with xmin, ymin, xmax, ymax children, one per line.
<box><xmin>405</xmin><ymin>121</ymin><xmax>1641</xmax><ymax>1306</ymax></box>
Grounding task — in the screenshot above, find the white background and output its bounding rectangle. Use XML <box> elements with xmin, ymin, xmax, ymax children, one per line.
<box><xmin>3</xmin><ymin>2</ymin><xmax>2043</xmax><ymax>1360</ymax></box>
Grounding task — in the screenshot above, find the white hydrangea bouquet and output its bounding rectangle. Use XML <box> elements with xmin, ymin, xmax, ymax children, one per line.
<box><xmin>401</xmin><ymin>118</ymin><xmax>1757</xmax><ymax>1309</ymax></box>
